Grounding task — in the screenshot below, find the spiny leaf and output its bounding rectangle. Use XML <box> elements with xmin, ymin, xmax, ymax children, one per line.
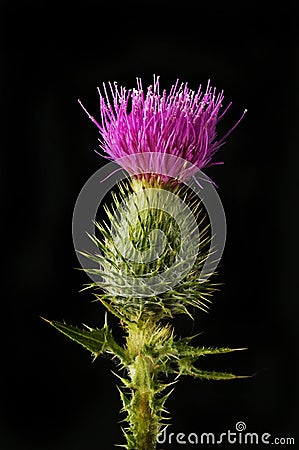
<box><xmin>199</xmin><ymin>347</ymin><xmax>247</xmax><ymax>355</ymax></box>
<box><xmin>111</xmin><ymin>371</ymin><xmax>132</xmax><ymax>388</ymax></box>
<box><xmin>173</xmin><ymin>343</ymin><xmax>247</xmax><ymax>359</ymax></box>
<box><xmin>117</xmin><ymin>386</ymin><xmax>131</xmax><ymax>411</ymax></box>
<box><xmin>117</xmin><ymin>429</ymin><xmax>136</xmax><ymax>449</ymax></box>
<box><xmin>178</xmin><ymin>365</ymin><xmax>248</xmax><ymax>380</ymax></box>
<box><xmin>42</xmin><ymin>318</ymin><xmax>110</xmax><ymax>356</ymax></box>
<box><xmin>154</xmin><ymin>388</ymin><xmax>175</xmax><ymax>411</ymax></box>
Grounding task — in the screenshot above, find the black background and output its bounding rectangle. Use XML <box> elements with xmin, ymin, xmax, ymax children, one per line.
<box><xmin>1</xmin><ymin>1</ymin><xmax>299</xmax><ymax>449</ymax></box>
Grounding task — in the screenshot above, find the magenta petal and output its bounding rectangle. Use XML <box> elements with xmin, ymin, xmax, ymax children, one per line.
<box><xmin>80</xmin><ymin>76</ymin><xmax>245</xmax><ymax>182</ymax></box>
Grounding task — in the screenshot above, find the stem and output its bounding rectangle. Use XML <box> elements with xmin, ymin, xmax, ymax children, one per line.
<box><xmin>129</xmin><ymin>354</ymin><xmax>158</xmax><ymax>449</ymax></box>
<box><xmin>121</xmin><ymin>321</ymin><xmax>170</xmax><ymax>450</ymax></box>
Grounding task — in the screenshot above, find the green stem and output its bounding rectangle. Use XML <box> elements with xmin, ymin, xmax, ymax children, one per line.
<box><xmin>122</xmin><ymin>321</ymin><xmax>168</xmax><ymax>450</ymax></box>
<box><xmin>129</xmin><ymin>354</ymin><xmax>158</xmax><ymax>449</ymax></box>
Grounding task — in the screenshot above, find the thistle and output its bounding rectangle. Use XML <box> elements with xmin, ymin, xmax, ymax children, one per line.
<box><xmin>44</xmin><ymin>76</ymin><xmax>247</xmax><ymax>449</ymax></box>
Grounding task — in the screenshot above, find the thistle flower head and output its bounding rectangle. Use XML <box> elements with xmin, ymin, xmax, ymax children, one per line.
<box><xmin>79</xmin><ymin>76</ymin><xmax>246</xmax><ymax>183</ymax></box>
<box><xmin>78</xmin><ymin>77</ymin><xmax>245</xmax><ymax>321</ymax></box>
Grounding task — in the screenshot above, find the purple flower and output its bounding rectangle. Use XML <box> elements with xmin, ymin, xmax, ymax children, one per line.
<box><xmin>79</xmin><ymin>76</ymin><xmax>246</xmax><ymax>183</ymax></box>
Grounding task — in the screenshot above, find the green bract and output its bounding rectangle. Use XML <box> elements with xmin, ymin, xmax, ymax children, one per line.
<box><xmin>81</xmin><ymin>179</ymin><xmax>216</xmax><ymax>322</ymax></box>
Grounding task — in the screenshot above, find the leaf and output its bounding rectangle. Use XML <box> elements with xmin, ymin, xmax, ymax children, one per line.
<box><xmin>173</xmin><ymin>342</ymin><xmax>247</xmax><ymax>360</ymax></box>
<box><xmin>117</xmin><ymin>386</ymin><xmax>131</xmax><ymax>412</ymax></box>
<box><xmin>198</xmin><ymin>347</ymin><xmax>248</xmax><ymax>355</ymax></box>
<box><xmin>42</xmin><ymin>318</ymin><xmax>110</xmax><ymax>356</ymax></box>
<box><xmin>176</xmin><ymin>357</ymin><xmax>250</xmax><ymax>380</ymax></box>
<box><xmin>180</xmin><ymin>366</ymin><xmax>246</xmax><ymax>380</ymax></box>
